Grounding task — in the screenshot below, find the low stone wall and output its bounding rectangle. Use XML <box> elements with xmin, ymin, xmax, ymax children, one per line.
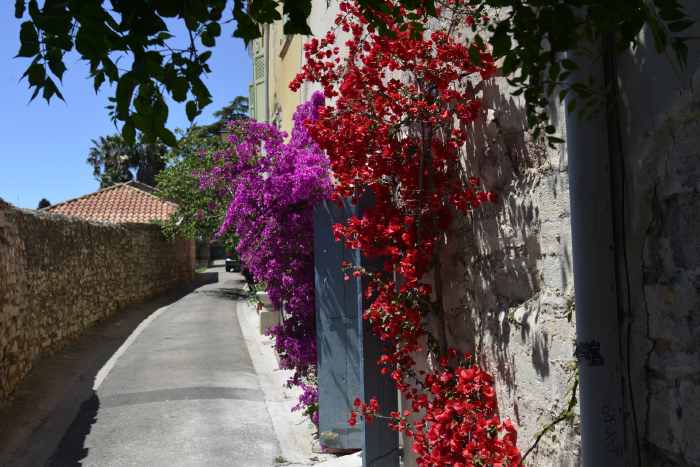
<box><xmin>0</xmin><ymin>199</ymin><xmax>194</xmax><ymax>403</ymax></box>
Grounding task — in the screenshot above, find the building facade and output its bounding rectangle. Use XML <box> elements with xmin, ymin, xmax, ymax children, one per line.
<box><xmin>248</xmin><ymin>20</ymin><xmax>303</xmax><ymax>137</ymax></box>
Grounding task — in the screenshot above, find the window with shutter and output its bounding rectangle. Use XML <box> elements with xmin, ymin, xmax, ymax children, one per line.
<box><xmin>252</xmin><ymin>37</ymin><xmax>267</xmax><ymax>122</ymax></box>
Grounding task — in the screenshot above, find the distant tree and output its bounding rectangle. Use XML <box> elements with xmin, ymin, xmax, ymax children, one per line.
<box><xmin>87</xmin><ymin>135</ymin><xmax>133</xmax><ymax>187</ymax></box>
<box><xmin>37</xmin><ymin>198</ymin><xmax>51</xmax><ymax>209</ymax></box>
<box><xmin>154</xmin><ymin>97</ymin><xmax>246</xmax><ymax>241</ymax></box>
<box><xmin>208</xmin><ymin>96</ymin><xmax>248</xmax><ymax>132</ymax></box>
<box><xmin>87</xmin><ymin>134</ymin><xmax>167</xmax><ymax>188</ymax></box>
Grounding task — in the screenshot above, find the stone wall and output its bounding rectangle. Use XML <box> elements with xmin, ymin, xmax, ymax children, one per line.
<box><xmin>0</xmin><ymin>199</ymin><xmax>195</xmax><ymax>403</ymax></box>
<box><xmin>435</xmin><ymin>83</ymin><xmax>580</xmax><ymax>466</ymax></box>
<box><xmin>617</xmin><ymin>10</ymin><xmax>700</xmax><ymax>465</ymax></box>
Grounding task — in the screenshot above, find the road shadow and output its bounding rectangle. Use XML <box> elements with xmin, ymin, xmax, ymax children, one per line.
<box><xmin>47</xmin><ymin>394</ymin><xmax>100</xmax><ymax>466</ymax></box>
<box><xmin>0</xmin><ymin>272</ymin><xmax>218</xmax><ymax>467</ymax></box>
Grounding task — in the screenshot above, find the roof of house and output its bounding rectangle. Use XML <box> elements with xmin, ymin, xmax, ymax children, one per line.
<box><xmin>44</xmin><ymin>181</ymin><xmax>178</xmax><ymax>224</ymax></box>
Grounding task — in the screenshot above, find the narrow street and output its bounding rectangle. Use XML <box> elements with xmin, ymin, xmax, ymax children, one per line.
<box><xmin>0</xmin><ymin>264</ymin><xmax>296</xmax><ymax>467</ymax></box>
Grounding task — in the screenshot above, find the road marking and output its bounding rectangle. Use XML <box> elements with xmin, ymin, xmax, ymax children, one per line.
<box><xmin>92</xmin><ymin>303</ymin><xmax>174</xmax><ymax>390</ymax></box>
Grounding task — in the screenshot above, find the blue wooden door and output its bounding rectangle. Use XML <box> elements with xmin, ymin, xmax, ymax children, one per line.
<box><xmin>315</xmin><ymin>198</ymin><xmax>363</xmax><ymax>449</ymax></box>
<box><xmin>314</xmin><ymin>198</ymin><xmax>399</xmax><ymax>466</ymax></box>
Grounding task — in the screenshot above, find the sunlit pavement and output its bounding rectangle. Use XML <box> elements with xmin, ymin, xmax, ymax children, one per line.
<box><xmin>0</xmin><ymin>265</ymin><xmax>282</xmax><ymax>466</ymax></box>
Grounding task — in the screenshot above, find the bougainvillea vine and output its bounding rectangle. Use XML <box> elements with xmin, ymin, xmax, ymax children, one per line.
<box><xmin>292</xmin><ymin>0</ymin><xmax>521</xmax><ymax>464</ymax></box>
<box><xmin>199</xmin><ymin>93</ymin><xmax>330</xmax><ymax>424</ymax></box>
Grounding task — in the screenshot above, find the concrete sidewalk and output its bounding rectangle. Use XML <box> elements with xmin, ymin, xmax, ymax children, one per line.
<box><xmin>236</xmin><ymin>297</ymin><xmax>362</xmax><ymax>467</ymax></box>
<box><xmin>0</xmin><ymin>264</ymin><xmax>360</xmax><ymax>466</ymax></box>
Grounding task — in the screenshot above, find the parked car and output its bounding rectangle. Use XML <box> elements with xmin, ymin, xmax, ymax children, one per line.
<box><xmin>224</xmin><ymin>252</ymin><xmax>240</xmax><ymax>272</ymax></box>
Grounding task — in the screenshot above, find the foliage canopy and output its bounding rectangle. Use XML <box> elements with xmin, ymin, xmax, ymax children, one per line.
<box><xmin>154</xmin><ymin>97</ymin><xmax>247</xmax><ymax>241</ymax></box>
<box><xmin>87</xmin><ymin>134</ymin><xmax>167</xmax><ymax>187</ymax></box>
<box><xmin>14</xmin><ymin>0</ymin><xmax>694</xmax><ymax>145</ymax></box>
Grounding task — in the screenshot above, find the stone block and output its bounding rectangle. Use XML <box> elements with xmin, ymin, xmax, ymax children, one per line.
<box><xmin>259</xmin><ymin>308</ymin><xmax>281</xmax><ymax>335</ymax></box>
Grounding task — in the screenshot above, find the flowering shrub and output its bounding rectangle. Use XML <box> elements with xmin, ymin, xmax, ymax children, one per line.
<box><xmin>293</xmin><ymin>0</ymin><xmax>521</xmax><ymax>464</ymax></box>
<box><xmin>200</xmin><ymin>93</ymin><xmax>331</xmax><ymax>422</ymax></box>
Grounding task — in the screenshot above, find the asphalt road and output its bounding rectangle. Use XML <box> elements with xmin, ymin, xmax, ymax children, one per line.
<box><xmin>0</xmin><ymin>267</ymin><xmax>282</xmax><ymax>467</ymax></box>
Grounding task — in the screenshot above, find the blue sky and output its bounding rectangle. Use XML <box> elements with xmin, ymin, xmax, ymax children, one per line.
<box><xmin>0</xmin><ymin>13</ymin><xmax>251</xmax><ymax>209</ymax></box>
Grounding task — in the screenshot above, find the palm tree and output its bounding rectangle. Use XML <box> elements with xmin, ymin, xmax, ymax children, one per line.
<box><xmin>87</xmin><ymin>135</ymin><xmax>134</xmax><ymax>188</ymax></box>
<box><xmin>87</xmin><ymin>97</ymin><xmax>247</xmax><ymax>188</ymax></box>
<box><xmin>87</xmin><ymin>135</ymin><xmax>167</xmax><ymax>188</ymax></box>
<box><xmin>134</xmin><ymin>140</ymin><xmax>167</xmax><ymax>186</ymax></box>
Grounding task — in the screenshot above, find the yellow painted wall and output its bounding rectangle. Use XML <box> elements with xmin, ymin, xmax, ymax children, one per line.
<box><xmin>267</xmin><ymin>22</ymin><xmax>303</xmax><ymax>138</ymax></box>
<box><xmin>248</xmin><ymin>16</ymin><xmax>304</xmax><ymax>139</ymax></box>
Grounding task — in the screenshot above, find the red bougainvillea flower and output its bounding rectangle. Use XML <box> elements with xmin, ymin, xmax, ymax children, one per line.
<box><xmin>293</xmin><ymin>0</ymin><xmax>518</xmax><ymax>464</ymax></box>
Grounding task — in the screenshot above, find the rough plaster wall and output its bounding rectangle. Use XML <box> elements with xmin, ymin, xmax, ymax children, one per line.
<box><xmin>616</xmin><ymin>9</ymin><xmax>700</xmax><ymax>464</ymax></box>
<box><xmin>434</xmin><ymin>81</ymin><xmax>580</xmax><ymax>466</ymax></box>
<box><xmin>0</xmin><ymin>200</ymin><xmax>195</xmax><ymax>403</ymax></box>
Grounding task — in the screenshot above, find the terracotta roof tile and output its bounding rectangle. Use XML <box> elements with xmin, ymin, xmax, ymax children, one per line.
<box><xmin>45</xmin><ymin>182</ymin><xmax>178</xmax><ymax>224</ymax></box>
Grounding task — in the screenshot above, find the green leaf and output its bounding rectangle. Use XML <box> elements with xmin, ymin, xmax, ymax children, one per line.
<box><xmin>206</xmin><ymin>22</ymin><xmax>221</xmax><ymax>37</ymax></box>
<box><xmin>191</xmin><ymin>77</ymin><xmax>212</xmax><ymax>109</ymax></box>
<box><xmin>159</xmin><ymin>127</ymin><xmax>177</xmax><ymax>147</ymax></box>
<box><xmin>115</xmin><ymin>73</ymin><xmax>137</xmax><ymax>119</ymax></box>
<box><xmin>17</xmin><ymin>21</ymin><xmax>39</xmax><ymax>57</ymax></box>
<box><xmin>559</xmin><ymin>89</ymin><xmax>569</xmax><ymax>102</ymax></box>
<box><xmin>468</xmin><ymin>46</ymin><xmax>482</xmax><ymax>66</ymax></box>
<box><xmin>201</xmin><ymin>31</ymin><xmax>215</xmax><ymax>47</ymax></box>
<box><xmin>491</xmin><ymin>27</ymin><xmax>511</xmax><ymax>58</ymax></box>
<box><xmin>668</xmin><ymin>19</ymin><xmax>694</xmax><ymax>32</ymax></box>
<box><xmin>122</xmin><ymin>120</ymin><xmax>136</xmax><ymax>143</ymax></box>
<box><xmin>15</xmin><ymin>0</ymin><xmax>25</xmax><ymax>18</ymax></box>
<box><xmin>647</xmin><ymin>16</ymin><xmax>668</xmax><ymax>53</ymax></box>
<box><xmin>46</xmin><ymin>48</ymin><xmax>66</xmax><ymax>80</ymax></box>
<box><xmin>232</xmin><ymin>2</ymin><xmax>262</xmax><ymax>43</ymax></box>
<box><xmin>153</xmin><ymin>97</ymin><xmax>168</xmax><ymax>128</ymax></box>
<box><xmin>561</xmin><ymin>59</ymin><xmax>578</xmax><ymax>70</ymax></box>
<box><xmin>170</xmin><ymin>77</ymin><xmax>188</xmax><ymax>102</ymax></box>
<box><xmin>548</xmin><ymin>136</ymin><xmax>565</xmax><ymax>144</ymax></box>
<box><xmin>548</xmin><ymin>61</ymin><xmax>560</xmax><ymax>82</ymax></box>
<box><xmin>102</xmin><ymin>58</ymin><xmax>118</xmax><ymax>81</ymax></box>
<box><xmin>17</xmin><ymin>41</ymin><xmax>39</xmax><ymax>58</ymax></box>
<box><xmin>24</xmin><ymin>61</ymin><xmax>45</xmax><ymax>87</ymax></box>
<box><xmin>198</xmin><ymin>50</ymin><xmax>212</xmax><ymax>63</ymax></box>
<box><xmin>93</xmin><ymin>70</ymin><xmax>105</xmax><ymax>93</ymax></box>
<box><xmin>567</xmin><ymin>99</ymin><xmax>577</xmax><ymax>114</ymax></box>
<box><xmin>49</xmin><ymin>33</ymin><xmax>73</xmax><ymax>51</ymax></box>
<box><xmin>156</xmin><ymin>31</ymin><xmax>174</xmax><ymax>41</ymax></box>
<box><xmin>75</xmin><ymin>26</ymin><xmax>101</xmax><ymax>59</ymax></box>
<box><xmin>19</xmin><ymin>20</ymin><xmax>37</xmax><ymax>43</ymax></box>
<box><xmin>186</xmin><ymin>100</ymin><xmax>198</xmax><ymax>122</ymax></box>
<box><xmin>27</xmin><ymin>0</ymin><xmax>39</xmax><ymax>19</ymax></box>
<box><xmin>502</xmin><ymin>53</ymin><xmax>518</xmax><ymax>76</ymax></box>
<box><xmin>42</xmin><ymin>77</ymin><xmax>64</xmax><ymax>102</ymax></box>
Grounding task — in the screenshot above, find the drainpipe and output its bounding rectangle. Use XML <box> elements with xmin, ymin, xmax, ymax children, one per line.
<box><xmin>565</xmin><ymin>39</ymin><xmax>628</xmax><ymax>466</ymax></box>
<box><xmin>265</xmin><ymin>23</ymin><xmax>271</xmax><ymax>123</ymax></box>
